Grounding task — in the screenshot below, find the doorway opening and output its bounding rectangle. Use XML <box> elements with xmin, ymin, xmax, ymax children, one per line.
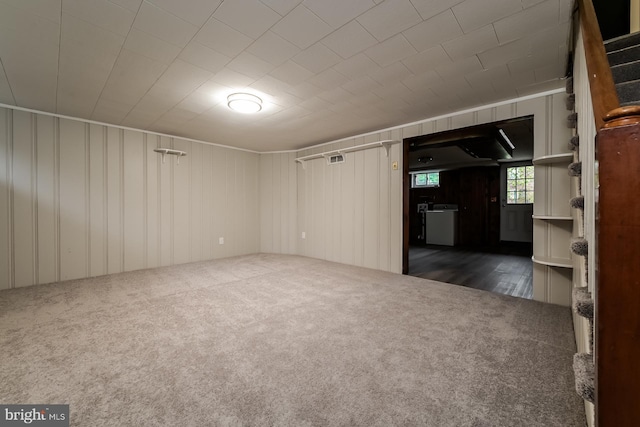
<box><xmin>402</xmin><ymin>116</ymin><xmax>534</xmax><ymax>299</ymax></box>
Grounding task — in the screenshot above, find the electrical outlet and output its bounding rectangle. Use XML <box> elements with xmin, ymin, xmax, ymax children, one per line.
<box><xmin>301</xmin><ymin>232</ymin><xmax>306</xmax><ymax>239</ymax></box>
<box><xmin>392</xmin><ymin>161</ymin><xmax>398</xmax><ymax>170</ymax></box>
<box><xmin>219</xmin><ymin>237</ymin><xmax>224</xmax><ymax>245</ymax></box>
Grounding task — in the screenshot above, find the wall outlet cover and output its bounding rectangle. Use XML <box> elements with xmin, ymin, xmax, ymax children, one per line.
<box><xmin>219</xmin><ymin>237</ymin><xmax>224</xmax><ymax>244</ymax></box>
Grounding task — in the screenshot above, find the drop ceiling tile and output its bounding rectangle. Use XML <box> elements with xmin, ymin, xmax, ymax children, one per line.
<box><xmin>435</xmin><ymin>55</ymin><xmax>483</xmax><ymax>78</ymax></box>
<box><xmin>367</xmin><ymin>61</ymin><xmax>413</xmax><ymax>85</ymax></box>
<box><xmin>401</xmin><ymin>69</ymin><xmax>442</xmax><ymax>91</ymax></box>
<box><xmin>303</xmin><ymin>0</ymin><xmax>375</xmax><ymax>28</ymax></box>
<box><xmin>92</xmin><ymin>99</ymin><xmax>131</xmax><ymax>123</ymax></box>
<box><xmin>317</xmin><ymin>86</ymin><xmax>351</xmax><ymax>103</ymax></box>
<box><xmin>247</xmin><ymin>31</ymin><xmax>301</xmax><ymax>66</ymax></box>
<box><xmin>176</xmin><ymin>90</ymin><xmax>218</xmax><ymax>114</ymax></box>
<box><xmin>271</xmin><ymin>4</ymin><xmax>333</xmax><ymax>49</ymax></box>
<box><xmin>409</xmin><ymin>0</ymin><xmax>466</xmax><ymax>20</ymax></box>
<box><xmin>108</xmin><ymin>0</ymin><xmax>142</xmax><ymax>13</ymax></box>
<box><xmin>292</xmin><ymin>43</ymin><xmax>342</xmax><ymax>73</ymax></box>
<box><xmin>285</xmin><ymin>81</ymin><xmax>321</xmax><ymax>99</ymax></box>
<box><xmin>121</xmin><ymin>108</ymin><xmax>160</xmax><ymax>128</ymax></box>
<box><xmin>491</xmin><ymin>69</ymin><xmax>536</xmax><ymax>91</ymax></box>
<box><xmin>100</xmin><ymin>49</ymin><xmax>168</xmax><ymax>105</ymax></box>
<box><xmin>133</xmin><ymin>2</ymin><xmax>199</xmax><ymax>47</ymax></box>
<box><xmin>515</xmin><ymin>78</ymin><xmax>562</xmax><ymax>97</ymax></box>
<box><xmin>196</xmin><ymin>18</ymin><xmax>255</xmax><ymax>58</ymax></box>
<box><xmin>124</xmin><ymin>28</ymin><xmax>182</xmax><ymax>64</ymax></box>
<box><xmin>306</xmin><ymin>68</ymin><xmax>350</xmax><ymax>90</ymax></box>
<box><xmin>227</xmin><ymin>52</ymin><xmax>276</xmax><ymax>79</ymax></box>
<box><xmin>259</xmin><ymin>0</ymin><xmax>302</xmax><ymax>16</ymax></box>
<box><xmin>506</xmin><ymin>49</ymin><xmax>557</xmax><ymax>75</ymax></box>
<box><xmin>534</xmin><ymin>61</ymin><xmax>563</xmax><ymax>82</ymax></box>
<box><xmin>333</xmin><ymin>53</ymin><xmax>379</xmax><ymax>79</ymax></box>
<box><xmin>341</xmin><ymin>76</ymin><xmax>381</xmax><ymax>95</ymax></box>
<box><xmin>364</xmin><ymin>34</ymin><xmax>416</xmax><ymax>67</ymax></box>
<box><xmin>1</xmin><ymin>0</ymin><xmax>61</xmax><ymax>23</ymax></box>
<box><xmin>179</xmin><ymin>42</ymin><xmax>231</xmax><ymax>73</ymax></box>
<box><xmin>250</xmin><ymin>75</ymin><xmax>295</xmax><ymax>97</ymax></box>
<box><xmin>321</xmin><ymin>21</ymin><xmax>378</xmax><ymax>59</ymax></box>
<box><xmin>0</xmin><ymin>1</ymin><xmax>60</xmax><ymax>47</ymax></box>
<box><xmin>477</xmin><ymin>37</ymin><xmax>531</xmax><ymax>68</ymax></box>
<box><xmin>464</xmin><ymin>64</ymin><xmax>510</xmax><ymax>88</ymax></box>
<box><xmin>154</xmin><ymin>59</ymin><xmax>212</xmax><ymax>96</ymax></box>
<box><xmin>270</xmin><ymin>60</ymin><xmax>314</xmax><ymax>85</ymax></box>
<box><xmin>210</xmin><ymin>68</ymin><xmax>256</xmax><ymax>88</ymax></box>
<box><xmin>356</xmin><ymin>0</ymin><xmax>422</xmax><ymax>42</ymax></box>
<box><xmin>214</xmin><ymin>0</ymin><xmax>281</xmax><ymax>39</ymax></box>
<box><xmin>63</xmin><ymin>0</ymin><xmax>136</xmax><ymax>36</ymax></box>
<box><xmin>451</xmin><ymin>0</ymin><xmax>522</xmax><ymax>33</ymax></box>
<box><xmin>0</xmin><ymin>60</ymin><xmax>16</xmax><ymax>104</ymax></box>
<box><xmin>441</xmin><ymin>24</ymin><xmax>499</xmax><ymax>60</ymax></box>
<box><xmin>401</xmin><ymin>45</ymin><xmax>451</xmax><ymax>74</ymax></box>
<box><xmin>493</xmin><ymin>0</ymin><xmax>559</xmax><ymax>44</ymax></box>
<box><xmin>61</xmin><ymin>13</ymin><xmax>126</xmax><ymax>57</ymax></box>
<box><xmin>147</xmin><ymin>0</ymin><xmax>222</xmax><ymax>27</ymax></box>
<box><xmin>298</xmin><ymin>96</ymin><xmax>332</xmax><ymax>111</ymax></box>
<box><xmin>59</xmin><ymin>36</ymin><xmax>117</xmax><ymax>81</ymax></box>
<box><xmin>403</xmin><ymin>10</ymin><xmax>463</xmax><ymax>52</ymax></box>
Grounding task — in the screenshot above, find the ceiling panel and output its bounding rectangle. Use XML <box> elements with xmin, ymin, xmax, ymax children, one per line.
<box><xmin>364</xmin><ymin>34</ymin><xmax>417</xmax><ymax>67</ymax></box>
<box><xmin>321</xmin><ymin>21</ymin><xmax>378</xmax><ymax>59</ymax></box>
<box><xmin>179</xmin><ymin>42</ymin><xmax>231</xmax><ymax>73</ymax></box>
<box><xmin>196</xmin><ymin>18</ymin><xmax>254</xmax><ymax>58</ymax></box>
<box><xmin>63</xmin><ymin>0</ymin><xmax>136</xmax><ymax>36</ymax></box>
<box><xmin>258</xmin><ymin>0</ymin><xmax>302</xmax><ymax>16</ymax></box>
<box><xmin>292</xmin><ymin>43</ymin><xmax>342</xmax><ymax>73</ymax></box>
<box><xmin>493</xmin><ymin>0</ymin><xmax>560</xmax><ymax>44</ymax></box>
<box><xmin>356</xmin><ymin>0</ymin><xmax>422</xmax><ymax>41</ymax></box>
<box><xmin>0</xmin><ymin>0</ymin><xmax>573</xmax><ymax>151</ymax></box>
<box><xmin>0</xmin><ymin>60</ymin><xmax>16</xmax><ymax>104</ymax></box>
<box><xmin>133</xmin><ymin>2</ymin><xmax>198</xmax><ymax>47</ymax></box>
<box><xmin>441</xmin><ymin>25</ymin><xmax>499</xmax><ymax>61</ymax></box>
<box><xmin>403</xmin><ymin>9</ymin><xmax>463</xmax><ymax>52</ymax></box>
<box><xmin>271</xmin><ymin>4</ymin><xmax>333</xmax><ymax>49</ymax></box>
<box><xmin>302</xmin><ymin>0</ymin><xmax>375</xmax><ymax>28</ymax></box>
<box><xmin>451</xmin><ymin>0</ymin><xmax>522</xmax><ymax>33</ymax></box>
<box><xmin>146</xmin><ymin>0</ymin><xmax>222</xmax><ymax>27</ymax></box>
<box><xmin>214</xmin><ymin>0</ymin><xmax>281</xmax><ymax>39</ymax></box>
<box><xmin>246</xmin><ymin>31</ymin><xmax>301</xmax><ymax>66</ymax></box>
<box><xmin>123</xmin><ymin>28</ymin><xmax>182</xmax><ymax>64</ymax></box>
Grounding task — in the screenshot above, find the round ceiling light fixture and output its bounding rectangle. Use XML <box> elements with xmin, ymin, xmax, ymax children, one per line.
<box><xmin>227</xmin><ymin>92</ymin><xmax>262</xmax><ymax>114</ymax></box>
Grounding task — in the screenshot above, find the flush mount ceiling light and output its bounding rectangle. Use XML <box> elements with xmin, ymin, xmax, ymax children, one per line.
<box><xmin>227</xmin><ymin>92</ymin><xmax>262</xmax><ymax>114</ymax></box>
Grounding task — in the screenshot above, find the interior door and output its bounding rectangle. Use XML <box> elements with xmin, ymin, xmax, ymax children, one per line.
<box><xmin>500</xmin><ymin>163</ymin><xmax>533</xmax><ymax>242</ymax></box>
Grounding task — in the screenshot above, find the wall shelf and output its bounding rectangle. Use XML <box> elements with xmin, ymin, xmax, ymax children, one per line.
<box><xmin>532</xmin><ymin>215</ymin><xmax>573</xmax><ymax>220</ymax></box>
<box><xmin>532</xmin><ymin>255</ymin><xmax>573</xmax><ymax>268</ymax></box>
<box><xmin>532</xmin><ymin>153</ymin><xmax>574</xmax><ymax>165</ymax></box>
<box><xmin>295</xmin><ymin>140</ymin><xmax>399</xmax><ymax>169</ymax></box>
<box><xmin>154</xmin><ymin>148</ymin><xmax>187</xmax><ymax>164</ymax></box>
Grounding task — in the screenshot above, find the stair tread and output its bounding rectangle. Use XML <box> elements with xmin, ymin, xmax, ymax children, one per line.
<box><xmin>616</xmin><ymin>79</ymin><xmax>640</xmax><ymax>104</ymax></box>
<box><xmin>605</xmin><ymin>31</ymin><xmax>640</xmax><ymax>53</ymax></box>
<box><xmin>608</xmin><ymin>45</ymin><xmax>640</xmax><ymax>67</ymax></box>
<box><xmin>611</xmin><ymin>59</ymin><xmax>640</xmax><ymax>84</ymax></box>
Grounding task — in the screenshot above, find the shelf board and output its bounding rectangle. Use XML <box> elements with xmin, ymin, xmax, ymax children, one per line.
<box><xmin>532</xmin><ymin>153</ymin><xmax>574</xmax><ymax>165</ymax></box>
<box><xmin>532</xmin><ymin>255</ymin><xmax>573</xmax><ymax>268</ymax></box>
<box><xmin>532</xmin><ymin>215</ymin><xmax>573</xmax><ymax>220</ymax></box>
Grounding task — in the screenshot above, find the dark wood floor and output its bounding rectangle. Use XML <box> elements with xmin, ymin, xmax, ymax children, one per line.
<box><xmin>408</xmin><ymin>244</ymin><xmax>533</xmax><ymax>299</ymax></box>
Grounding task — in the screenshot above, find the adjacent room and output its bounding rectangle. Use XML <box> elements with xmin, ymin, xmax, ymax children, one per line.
<box><xmin>2</xmin><ymin>0</ymin><xmax>639</xmax><ymax>425</ymax></box>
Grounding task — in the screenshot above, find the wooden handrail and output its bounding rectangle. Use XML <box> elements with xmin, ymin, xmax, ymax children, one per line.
<box><xmin>577</xmin><ymin>0</ymin><xmax>620</xmax><ymax>130</ymax></box>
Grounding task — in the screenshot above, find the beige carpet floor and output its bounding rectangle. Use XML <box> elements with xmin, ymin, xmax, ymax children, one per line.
<box><xmin>0</xmin><ymin>254</ymin><xmax>585</xmax><ymax>426</ymax></box>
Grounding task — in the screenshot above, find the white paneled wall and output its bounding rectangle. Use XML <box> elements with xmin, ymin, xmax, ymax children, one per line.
<box><xmin>259</xmin><ymin>152</ymin><xmax>297</xmax><ymax>255</ymax></box>
<box><xmin>256</xmin><ymin>90</ymin><xmax>570</xmax><ymax>274</ymax></box>
<box><xmin>296</xmin><ymin>132</ymin><xmax>403</xmax><ymax>273</ymax></box>
<box><xmin>0</xmin><ymin>107</ymin><xmax>259</xmax><ymax>289</ymax></box>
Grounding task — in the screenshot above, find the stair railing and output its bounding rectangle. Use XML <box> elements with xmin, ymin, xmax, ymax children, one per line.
<box><xmin>577</xmin><ymin>0</ymin><xmax>640</xmax><ymax>425</ymax></box>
